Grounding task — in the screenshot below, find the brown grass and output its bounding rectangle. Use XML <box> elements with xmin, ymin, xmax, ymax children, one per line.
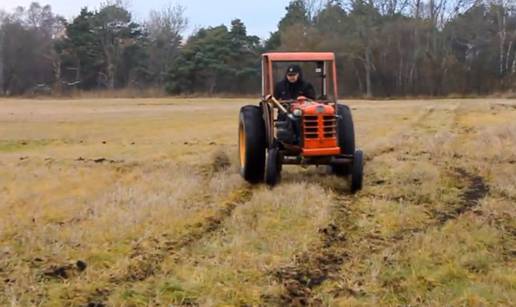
<box><xmin>16</xmin><ymin>88</ymin><xmax>261</xmax><ymax>100</ymax></box>
<box><xmin>0</xmin><ymin>97</ymin><xmax>514</xmax><ymax>306</ymax></box>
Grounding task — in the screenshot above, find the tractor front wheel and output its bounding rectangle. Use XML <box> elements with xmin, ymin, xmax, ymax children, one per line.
<box><xmin>239</xmin><ymin>105</ymin><xmax>266</xmax><ymax>183</ymax></box>
<box><xmin>332</xmin><ymin>104</ymin><xmax>356</xmax><ymax>176</ymax></box>
<box><xmin>351</xmin><ymin>150</ymin><xmax>364</xmax><ymax>193</ymax></box>
<box><xmin>336</xmin><ymin>104</ymin><xmax>355</xmax><ymax>155</ymax></box>
<box><xmin>265</xmin><ymin>147</ymin><xmax>281</xmax><ymax>187</ymax></box>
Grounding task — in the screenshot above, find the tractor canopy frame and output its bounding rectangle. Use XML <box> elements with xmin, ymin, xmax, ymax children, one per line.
<box><xmin>261</xmin><ymin>52</ymin><xmax>339</xmax><ymax>100</ymax></box>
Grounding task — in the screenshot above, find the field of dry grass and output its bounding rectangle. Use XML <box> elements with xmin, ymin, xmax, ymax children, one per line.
<box><xmin>0</xmin><ymin>97</ymin><xmax>514</xmax><ymax>306</ymax></box>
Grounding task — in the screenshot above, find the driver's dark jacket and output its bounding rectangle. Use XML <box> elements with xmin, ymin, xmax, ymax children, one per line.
<box><xmin>274</xmin><ymin>78</ymin><xmax>316</xmax><ymax>100</ymax></box>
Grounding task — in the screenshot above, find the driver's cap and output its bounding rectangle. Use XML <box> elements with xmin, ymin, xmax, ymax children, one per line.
<box><xmin>286</xmin><ymin>65</ymin><xmax>301</xmax><ymax>75</ymax></box>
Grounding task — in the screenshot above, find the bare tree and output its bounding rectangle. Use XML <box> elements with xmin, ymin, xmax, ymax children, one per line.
<box><xmin>305</xmin><ymin>0</ymin><xmax>326</xmax><ymax>21</ymax></box>
<box><xmin>488</xmin><ymin>0</ymin><xmax>516</xmax><ymax>76</ymax></box>
<box><xmin>146</xmin><ymin>4</ymin><xmax>187</xmax><ymax>40</ymax></box>
<box><xmin>93</xmin><ymin>1</ymin><xmax>136</xmax><ymax>89</ymax></box>
<box><xmin>0</xmin><ymin>11</ymin><xmax>5</xmax><ymax>95</ymax></box>
<box><xmin>145</xmin><ymin>3</ymin><xmax>188</xmax><ymax>85</ymax></box>
<box><xmin>0</xmin><ymin>3</ymin><xmax>63</xmax><ymax>95</ymax></box>
<box><xmin>377</xmin><ymin>0</ymin><xmax>411</xmax><ymax>15</ymax></box>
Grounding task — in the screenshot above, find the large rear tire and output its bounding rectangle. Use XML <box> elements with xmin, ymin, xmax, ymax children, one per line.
<box><xmin>239</xmin><ymin>105</ymin><xmax>266</xmax><ymax>183</ymax></box>
<box><xmin>332</xmin><ymin>104</ymin><xmax>356</xmax><ymax>176</ymax></box>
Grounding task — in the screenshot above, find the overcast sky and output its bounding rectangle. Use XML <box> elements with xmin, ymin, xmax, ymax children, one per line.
<box><xmin>0</xmin><ymin>0</ymin><xmax>291</xmax><ymax>39</ymax></box>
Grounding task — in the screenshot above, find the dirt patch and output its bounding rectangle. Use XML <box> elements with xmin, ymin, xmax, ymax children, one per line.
<box><xmin>492</xmin><ymin>103</ymin><xmax>516</xmax><ymax>110</ymax></box>
<box><xmin>365</xmin><ymin>146</ymin><xmax>395</xmax><ymax>162</ymax></box>
<box><xmin>434</xmin><ymin>168</ymin><xmax>489</xmax><ymax>223</ymax></box>
<box><xmin>76</xmin><ymin>157</ymin><xmax>125</xmax><ymax>164</ymax></box>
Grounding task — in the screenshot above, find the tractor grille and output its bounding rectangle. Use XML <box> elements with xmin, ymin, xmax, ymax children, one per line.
<box><xmin>303</xmin><ymin>115</ymin><xmax>336</xmax><ymax>139</ymax></box>
<box><xmin>323</xmin><ymin>116</ymin><xmax>337</xmax><ymax>138</ymax></box>
<box><xmin>304</xmin><ymin>116</ymin><xmax>318</xmax><ymax>139</ymax></box>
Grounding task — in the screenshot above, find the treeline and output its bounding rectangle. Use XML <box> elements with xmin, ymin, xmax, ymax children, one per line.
<box><xmin>1</xmin><ymin>0</ymin><xmax>515</xmax><ymax>97</ymax></box>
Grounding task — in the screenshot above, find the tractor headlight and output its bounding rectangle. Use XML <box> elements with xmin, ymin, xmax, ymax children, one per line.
<box><xmin>293</xmin><ymin>108</ymin><xmax>303</xmax><ymax>117</ymax></box>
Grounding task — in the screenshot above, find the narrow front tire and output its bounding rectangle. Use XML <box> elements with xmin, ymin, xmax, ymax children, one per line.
<box><xmin>265</xmin><ymin>147</ymin><xmax>281</xmax><ymax>187</ymax></box>
<box><xmin>351</xmin><ymin>150</ymin><xmax>364</xmax><ymax>193</ymax></box>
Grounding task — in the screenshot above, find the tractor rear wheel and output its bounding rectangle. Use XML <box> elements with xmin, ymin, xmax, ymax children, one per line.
<box><xmin>332</xmin><ymin>104</ymin><xmax>356</xmax><ymax>176</ymax></box>
<box><xmin>239</xmin><ymin>105</ymin><xmax>266</xmax><ymax>183</ymax></box>
<box><xmin>351</xmin><ymin>150</ymin><xmax>364</xmax><ymax>193</ymax></box>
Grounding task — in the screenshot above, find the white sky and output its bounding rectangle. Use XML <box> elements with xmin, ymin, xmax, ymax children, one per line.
<box><xmin>0</xmin><ymin>0</ymin><xmax>291</xmax><ymax>39</ymax></box>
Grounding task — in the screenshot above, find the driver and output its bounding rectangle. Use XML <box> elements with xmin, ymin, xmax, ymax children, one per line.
<box><xmin>274</xmin><ymin>65</ymin><xmax>316</xmax><ymax>100</ymax></box>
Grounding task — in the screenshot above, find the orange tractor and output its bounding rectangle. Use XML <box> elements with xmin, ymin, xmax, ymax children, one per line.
<box><xmin>238</xmin><ymin>52</ymin><xmax>363</xmax><ymax>191</ymax></box>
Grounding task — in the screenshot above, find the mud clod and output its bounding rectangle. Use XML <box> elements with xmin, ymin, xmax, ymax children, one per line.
<box><xmin>76</xmin><ymin>260</ymin><xmax>87</xmax><ymax>272</ymax></box>
<box><xmin>93</xmin><ymin>158</ymin><xmax>123</xmax><ymax>164</ymax></box>
<box><xmin>42</xmin><ymin>260</ymin><xmax>88</xmax><ymax>280</ymax></box>
<box><xmin>43</xmin><ymin>266</ymin><xmax>70</xmax><ymax>279</ymax></box>
<box><xmin>76</xmin><ymin>157</ymin><xmax>124</xmax><ymax>164</ymax></box>
<box><xmin>211</xmin><ymin>150</ymin><xmax>231</xmax><ymax>172</ymax></box>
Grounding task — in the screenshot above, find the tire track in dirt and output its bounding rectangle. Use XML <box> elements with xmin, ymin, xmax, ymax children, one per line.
<box><xmin>265</xmin><ymin>103</ymin><xmax>492</xmax><ymax>306</ymax></box>
<box><xmin>382</xmin><ymin>166</ymin><xmax>489</xmax><ymax>241</ymax></box>
<box><xmin>310</xmin><ymin>102</ymin><xmax>491</xmax><ymax>303</ymax></box>
<box><xmin>262</xmin><ymin>122</ymin><xmax>436</xmax><ymax>306</ymax></box>
<box><xmin>432</xmin><ymin>168</ymin><xmax>489</xmax><ymax>223</ymax></box>
<box><xmin>265</xmin><ymin>191</ymin><xmax>356</xmax><ymax>306</ymax></box>
<box><xmin>85</xmin><ymin>185</ymin><xmax>253</xmax><ymax>306</ymax></box>
<box><xmin>372</xmin><ymin>101</ymin><xmax>489</xmax><ymax>239</ymax></box>
<box><xmin>0</xmin><ymin>159</ymin><xmax>144</xmax><ymax>292</ymax></box>
<box><xmin>261</xmin><ymin>110</ymin><xmax>438</xmax><ymax>305</ymax></box>
<box><xmin>116</xmin><ymin>187</ymin><xmax>253</xmax><ymax>283</ymax></box>
<box><xmin>318</xmin><ymin>167</ymin><xmax>489</xmax><ymax>302</ymax></box>
<box><xmin>269</xmin><ymin>165</ymin><xmax>488</xmax><ymax>306</ymax></box>
<box><xmin>364</xmin><ymin>106</ymin><xmax>436</xmax><ymax>162</ymax></box>
<box><xmin>26</xmin><ymin>152</ymin><xmax>252</xmax><ymax>305</ymax></box>
<box><xmin>1</xmin><ymin>149</ymin><xmax>250</xmax><ymax>306</ymax></box>
<box><xmin>491</xmin><ymin>102</ymin><xmax>516</xmax><ymax>111</ymax></box>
